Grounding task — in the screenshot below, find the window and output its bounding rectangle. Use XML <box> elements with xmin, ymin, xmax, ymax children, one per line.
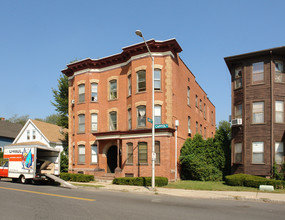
<box><xmin>204</xmin><ymin>104</ymin><xmax>206</xmax><ymax>119</ymax></box>
<box><xmin>275</xmin><ymin>101</ymin><xmax>284</xmax><ymax>123</ymax></box>
<box><xmin>252</xmin><ymin>142</ymin><xmax>264</xmax><ymax>164</ymax></box>
<box><xmin>109</xmin><ymin>80</ymin><xmax>117</xmax><ymax>100</ymax></box>
<box><xmin>252</xmin><ymin>62</ymin><xmax>264</xmax><ymax>84</ymax></box>
<box><xmin>187</xmin><ymin>87</ymin><xmax>190</xmax><ymax>106</ymax></box>
<box><xmin>200</xmin><ymin>124</ymin><xmax>202</xmax><ymax>135</ymax></box>
<box><xmin>155</xmin><ymin>141</ymin><xmax>160</xmax><ymax>164</ymax></box>
<box><xmin>128</xmin><ymin>75</ymin><xmax>132</xmax><ymax>96</ymax></box>
<box><xmin>204</xmin><ymin>127</ymin><xmax>206</xmax><ymax>138</ymax></box>
<box><xmin>91</xmin><ymin>145</ymin><xmax>98</xmax><ymax>163</ymax></box>
<box><xmin>27</xmin><ymin>130</ymin><xmax>30</xmax><ymax>140</ymax></box>
<box><xmin>211</xmin><ymin>111</ymin><xmax>214</xmax><ymax>126</ymax></box>
<box><xmin>91</xmin><ymin>83</ymin><xmax>98</xmax><ymax>102</ymax></box>
<box><xmin>234</xmin><ymin>143</ymin><xmax>242</xmax><ymax>163</ymax></box>
<box><xmin>195</xmin><ymin>95</ymin><xmax>198</xmax><ymax>107</ymax></box>
<box><xmin>137</xmin><ymin>70</ymin><xmax>146</xmax><ymax>92</ymax></box>
<box><xmin>234</xmin><ymin>66</ymin><xmax>242</xmax><ymax>89</ymax></box>
<box><xmin>109</xmin><ymin>111</ymin><xmax>117</xmax><ymax>131</ymax></box>
<box><xmin>32</xmin><ymin>130</ymin><xmax>36</xmax><ymax>139</ymax></box>
<box><xmin>91</xmin><ymin>113</ymin><xmax>98</xmax><ymax>132</ymax></box>
<box><xmin>78</xmin><ymin>114</ymin><xmax>85</xmax><ymax>133</ymax></box>
<box><xmin>128</xmin><ymin>108</ymin><xmax>132</xmax><ymax>130</ymax></box>
<box><xmin>275</xmin><ymin>60</ymin><xmax>284</xmax><ymax>83</ymax></box>
<box><xmin>78</xmin><ymin>84</ymin><xmax>85</xmax><ymax>103</ymax></box>
<box><xmin>72</xmin><ymin>145</ymin><xmax>75</xmax><ymax>165</ymax></box>
<box><xmin>252</xmin><ymin>102</ymin><xmax>264</xmax><ymax>123</ymax></box>
<box><xmin>199</xmin><ymin>99</ymin><xmax>202</xmax><ymax>111</ymax></box>
<box><xmin>188</xmin><ymin>116</ymin><xmax>191</xmax><ymax>132</ymax></box>
<box><xmin>154</xmin><ymin>69</ymin><xmax>161</xmax><ymax>90</ymax></box>
<box><xmin>137</xmin><ymin>105</ymin><xmax>146</xmax><ymax>127</ymax></box>
<box><xmin>275</xmin><ymin>142</ymin><xmax>284</xmax><ymax>164</ymax></box>
<box><xmin>196</xmin><ymin>121</ymin><xmax>198</xmax><ymax>133</ymax></box>
<box><xmin>126</xmin><ymin>143</ymin><xmax>133</xmax><ymax>164</ymax></box>
<box><xmin>138</xmin><ymin>142</ymin><xmax>147</xmax><ymax>164</ymax></box>
<box><xmin>154</xmin><ymin>105</ymin><xmax>161</xmax><ymax>125</ymax></box>
<box><xmin>235</xmin><ymin>104</ymin><xmax>242</xmax><ymax>119</ymax></box>
<box><xmin>78</xmin><ymin>145</ymin><xmax>85</xmax><ymax>164</ymax></box>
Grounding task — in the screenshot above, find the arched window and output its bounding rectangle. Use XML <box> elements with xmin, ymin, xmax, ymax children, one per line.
<box><xmin>109</xmin><ymin>80</ymin><xmax>117</xmax><ymax>100</ymax></box>
<box><xmin>154</xmin><ymin>69</ymin><xmax>161</xmax><ymax>90</ymax></box>
<box><xmin>78</xmin><ymin>114</ymin><xmax>85</xmax><ymax>133</ymax></box>
<box><xmin>78</xmin><ymin>84</ymin><xmax>85</xmax><ymax>103</ymax></box>
<box><xmin>154</xmin><ymin>105</ymin><xmax>161</xmax><ymax>125</ymax></box>
<box><xmin>109</xmin><ymin>111</ymin><xmax>117</xmax><ymax>131</ymax></box>
<box><xmin>137</xmin><ymin>105</ymin><xmax>146</xmax><ymax>127</ymax></box>
<box><xmin>137</xmin><ymin>70</ymin><xmax>146</xmax><ymax>92</ymax></box>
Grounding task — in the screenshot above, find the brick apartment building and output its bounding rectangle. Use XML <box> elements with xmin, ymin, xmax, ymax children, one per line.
<box><xmin>62</xmin><ymin>39</ymin><xmax>215</xmax><ymax>180</ymax></box>
<box><xmin>225</xmin><ymin>46</ymin><xmax>285</xmax><ymax>177</ymax></box>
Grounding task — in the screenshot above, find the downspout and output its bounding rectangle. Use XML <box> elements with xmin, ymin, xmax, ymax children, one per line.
<box><xmin>270</xmin><ymin>51</ymin><xmax>274</xmax><ymax>175</ymax></box>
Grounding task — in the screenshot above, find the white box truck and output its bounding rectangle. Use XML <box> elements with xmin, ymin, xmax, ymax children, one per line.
<box><xmin>0</xmin><ymin>144</ymin><xmax>60</xmax><ymax>184</ymax></box>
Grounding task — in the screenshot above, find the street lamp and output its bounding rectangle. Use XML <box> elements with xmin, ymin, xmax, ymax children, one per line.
<box><xmin>135</xmin><ymin>30</ymin><xmax>155</xmax><ymax>189</ymax></box>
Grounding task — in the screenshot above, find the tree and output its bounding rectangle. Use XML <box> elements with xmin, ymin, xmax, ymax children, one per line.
<box><xmin>60</xmin><ymin>151</ymin><xmax>68</xmax><ymax>173</ymax></box>
<box><xmin>45</xmin><ymin>114</ymin><xmax>61</xmax><ymax>125</ymax></box>
<box><xmin>214</xmin><ymin>120</ymin><xmax>231</xmax><ymax>177</ymax></box>
<box><xmin>51</xmin><ymin>74</ymin><xmax>69</xmax><ymax>128</ymax></box>
<box><xmin>180</xmin><ymin>134</ymin><xmax>224</xmax><ymax>181</ymax></box>
<box><xmin>7</xmin><ymin>114</ymin><xmax>29</xmax><ymax>126</ymax></box>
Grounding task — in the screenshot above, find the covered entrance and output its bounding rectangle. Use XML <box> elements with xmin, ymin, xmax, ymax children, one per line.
<box><xmin>107</xmin><ymin>145</ymin><xmax>117</xmax><ymax>173</ymax></box>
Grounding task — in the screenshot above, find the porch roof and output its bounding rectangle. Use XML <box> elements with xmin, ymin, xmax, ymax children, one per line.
<box><xmin>93</xmin><ymin>128</ymin><xmax>175</xmax><ymax>140</ymax></box>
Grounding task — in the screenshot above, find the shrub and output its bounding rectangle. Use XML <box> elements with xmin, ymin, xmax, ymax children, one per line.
<box><xmin>60</xmin><ymin>173</ymin><xmax>94</xmax><ymax>182</ymax></box>
<box><xmin>225</xmin><ymin>174</ymin><xmax>285</xmax><ymax>189</ymax></box>
<box><xmin>0</xmin><ymin>152</ymin><xmax>3</xmax><ymax>159</ymax></box>
<box><xmin>112</xmin><ymin>177</ymin><xmax>168</xmax><ymax>187</ymax></box>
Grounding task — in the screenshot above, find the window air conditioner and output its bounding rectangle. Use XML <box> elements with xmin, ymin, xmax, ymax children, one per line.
<box><xmin>231</xmin><ymin>118</ymin><xmax>242</xmax><ymax>126</ymax></box>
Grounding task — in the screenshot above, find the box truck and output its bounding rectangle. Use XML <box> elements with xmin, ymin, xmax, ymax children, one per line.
<box><xmin>0</xmin><ymin>144</ymin><xmax>60</xmax><ymax>184</ymax></box>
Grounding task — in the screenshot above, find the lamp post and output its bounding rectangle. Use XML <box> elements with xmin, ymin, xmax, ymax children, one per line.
<box><xmin>135</xmin><ymin>30</ymin><xmax>155</xmax><ymax>189</ymax></box>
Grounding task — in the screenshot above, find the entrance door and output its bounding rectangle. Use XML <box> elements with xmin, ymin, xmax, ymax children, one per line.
<box><xmin>107</xmin><ymin>145</ymin><xmax>117</xmax><ymax>173</ymax></box>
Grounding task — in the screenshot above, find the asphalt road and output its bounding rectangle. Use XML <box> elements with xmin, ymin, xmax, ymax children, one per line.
<box><xmin>0</xmin><ymin>180</ymin><xmax>284</xmax><ymax>220</ymax></box>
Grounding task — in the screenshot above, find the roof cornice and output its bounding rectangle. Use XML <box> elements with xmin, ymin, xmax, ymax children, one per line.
<box><xmin>62</xmin><ymin>39</ymin><xmax>182</xmax><ymax>77</ymax></box>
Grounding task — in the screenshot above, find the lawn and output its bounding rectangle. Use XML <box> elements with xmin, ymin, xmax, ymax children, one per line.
<box><xmin>164</xmin><ymin>180</ymin><xmax>285</xmax><ymax>193</ymax></box>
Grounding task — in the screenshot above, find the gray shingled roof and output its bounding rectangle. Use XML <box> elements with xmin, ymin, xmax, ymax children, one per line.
<box><xmin>0</xmin><ymin>121</ymin><xmax>23</xmax><ymax>139</ymax></box>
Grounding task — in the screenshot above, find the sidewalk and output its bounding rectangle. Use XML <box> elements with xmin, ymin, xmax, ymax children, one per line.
<box><xmin>71</xmin><ymin>181</ymin><xmax>285</xmax><ymax>204</ymax></box>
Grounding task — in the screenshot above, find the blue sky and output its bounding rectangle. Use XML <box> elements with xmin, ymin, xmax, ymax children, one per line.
<box><xmin>1</xmin><ymin>0</ymin><xmax>284</xmax><ymax>125</ymax></box>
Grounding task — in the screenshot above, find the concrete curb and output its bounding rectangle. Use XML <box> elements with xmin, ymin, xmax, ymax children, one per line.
<box><xmin>70</xmin><ymin>181</ymin><xmax>285</xmax><ymax>204</ymax></box>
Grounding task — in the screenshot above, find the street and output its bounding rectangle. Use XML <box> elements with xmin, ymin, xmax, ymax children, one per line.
<box><xmin>0</xmin><ymin>180</ymin><xmax>284</xmax><ymax>220</ymax></box>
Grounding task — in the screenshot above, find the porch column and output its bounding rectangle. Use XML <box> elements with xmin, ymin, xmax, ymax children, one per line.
<box><xmin>97</xmin><ymin>141</ymin><xmax>100</xmax><ymax>169</ymax></box>
<box><xmin>117</xmin><ymin>139</ymin><xmax>120</xmax><ymax>168</ymax></box>
<box><xmin>115</xmin><ymin>139</ymin><xmax>122</xmax><ymax>177</ymax></box>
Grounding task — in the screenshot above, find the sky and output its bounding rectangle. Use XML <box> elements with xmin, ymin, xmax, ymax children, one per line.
<box><xmin>0</xmin><ymin>0</ymin><xmax>285</xmax><ymax>125</ymax></box>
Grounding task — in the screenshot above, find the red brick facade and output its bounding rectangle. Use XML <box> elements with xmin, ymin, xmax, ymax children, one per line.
<box><xmin>62</xmin><ymin>39</ymin><xmax>216</xmax><ymax>181</ymax></box>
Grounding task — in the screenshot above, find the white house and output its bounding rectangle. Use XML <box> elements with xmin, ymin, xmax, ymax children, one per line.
<box><xmin>13</xmin><ymin>119</ymin><xmax>67</xmax><ymax>152</ymax></box>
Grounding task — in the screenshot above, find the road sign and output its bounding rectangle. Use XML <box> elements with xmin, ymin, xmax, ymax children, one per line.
<box><xmin>154</xmin><ymin>124</ymin><xmax>168</xmax><ymax>129</ymax></box>
<box><xmin>152</xmin><ymin>152</ymin><xmax>156</xmax><ymax>161</ymax></box>
<box><xmin>147</xmin><ymin>118</ymin><xmax>153</xmax><ymax>123</ymax></box>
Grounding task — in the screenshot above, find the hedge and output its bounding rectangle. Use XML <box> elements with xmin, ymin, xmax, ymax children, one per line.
<box><xmin>112</xmin><ymin>177</ymin><xmax>168</xmax><ymax>187</ymax></box>
<box><xmin>60</xmin><ymin>173</ymin><xmax>94</xmax><ymax>182</ymax></box>
<box><xmin>225</xmin><ymin>174</ymin><xmax>285</xmax><ymax>189</ymax></box>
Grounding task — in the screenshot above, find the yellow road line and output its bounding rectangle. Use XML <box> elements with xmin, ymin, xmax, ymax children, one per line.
<box><xmin>0</xmin><ymin>186</ymin><xmax>95</xmax><ymax>202</ymax></box>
